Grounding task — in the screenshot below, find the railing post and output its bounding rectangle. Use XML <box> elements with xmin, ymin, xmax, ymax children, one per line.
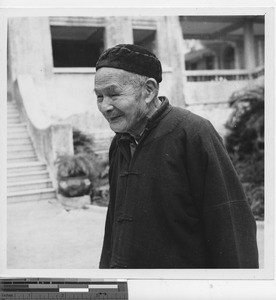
<box><xmin>50</xmin><ymin>124</ymin><xmax>74</xmax><ymax>161</ymax></box>
<box><xmin>244</xmin><ymin>20</ymin><xmax>256</xmax><ymax>71</ymax></box>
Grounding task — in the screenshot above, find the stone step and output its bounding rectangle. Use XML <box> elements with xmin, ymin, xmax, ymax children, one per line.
<box><xmin>8</xmin><ymin>113</ymin><xmax>20</xmax><ymax>118</ymax></box>
<box><xmin>7</xmin><ymin>137</ymin><xmax>32</xmax><ymax>146</ymax></box>
<box><xmin>7</xmin><ymin>161</ymin><xmax>47</xmax><ymax>175</ymax></box>
<box><xmin>7</xmin><ymin>104</ymin><xmax>18</xmax><ymax>108</ymax></box>
<box><xmin>7</xmin><ymin>188</ymin><xmax>57</xmax><ymax>204</ymax></box>
<box><xmin>8</xmin><ymin>179</ymin><xmax>53</xmax><ymax>193</ymax></box>
<box><xmin>8</xmin><ymin>121</ymin><xmax>21</xmax><ymax>125</ymax></box>
<box><xmin>7</xmin><ymin>153</ymin><xmax>38</xmax><ymax>163</ymax></box>
<box><xmin>7</xmin><ymin>113</ymin><xmax>19</xmax><ymax>118</ymax></box>
<box><xmin>8</xmin><ymin>119</ymin><xmax>21</xmax><ymax>124</ymax></box>
<box><xmin>6</xmin><ymin>101</ymin><xmax>57</xmax><ymax>203</ymax></box>
<box><xmin>7</xmin><ymin>170</ymin><xmax>50</xmax><ymax>183</ymax></box>
<box><xmin>8</xmin><ymin>131</ymin><xmax>29</xmax><ymax>139</ymax></box>
<box><xmin>7</xmin><ymin>130</ymin><xmax>31</xmax><ymax>142</ymax></box>
<box><xmin>8</xmin><ymin>143</ymin><xmax>34</xmax><ymax>152</ymax></box>
<box><xmin>7</xmin><ymin>101</ymin><xmax>17</xmax><ymax>106</ymax></box>
<box><xmin>8</xmin><ymin>114</ymin><xmax>21</xmax><ymax>120</ymax></box>
<box><xmin>7</xmin><ymin>105</ymin><xmax>18</xmax><ymax>113</ymax></box>
<box><xmin>7</xmin><ymin>102</ymin><xmax>18</xmax><ymax>108</ymax></box>
<box><xmin>7</xmin><ymin>149</ymin><xmax>36</xmax><ymax>158</ymax></box>
<box><xmin>7</xmin><ymin>128</ymin><xmax>28</xmax><ymax>135</ymax></box>
<box><xmin>7</xmin><ymin>130</ymin><xmax>29</xmax><ymax>138</ymax></box>
<box><xmin>8</xmin><ymin>124</ymin><xmax>27</xmax><ymax>129</ymax></box>
<box><xmin>8</xmin><ymin>123</ymin><xmax>27</xmax><ymax>129</ymax></box>
<box><xmin>7</xmin><ymin>112</ymin><xmax>19</xmax><ymax>116</ymax></box>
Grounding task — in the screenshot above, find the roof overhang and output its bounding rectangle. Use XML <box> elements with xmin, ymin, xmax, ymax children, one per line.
<box><xmin>179</xmin><ymin>16</ymin><xmax>264</xmax><ymax>40</ymax></box>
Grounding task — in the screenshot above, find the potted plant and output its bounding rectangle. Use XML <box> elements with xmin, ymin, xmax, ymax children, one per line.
<box><xmin>55</xmin><ymin>129</ymin><xmax>98</xmax><ymax>210</ymax></box>
<box><xmin>72</xmin><ymin>128</ymin><xmax>111</xmax><ymax>207</ymax></box>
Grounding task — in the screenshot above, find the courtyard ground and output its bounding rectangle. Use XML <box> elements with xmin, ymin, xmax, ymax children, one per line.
<box><xmin>7</xmin><ymin>199</ymin><xmax>106</xmax><ymax>269</ymax></box>
<box><xmin>7</xmin><ymin>199</ymin><xmax>264</xmax><ymax>269</ymax></box>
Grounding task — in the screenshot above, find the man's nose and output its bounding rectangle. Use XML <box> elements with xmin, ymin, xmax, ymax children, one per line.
<box><xmin>100</xmin><ymin>97</ymin><xmax>114</xmax><ymax>113</ymax></box>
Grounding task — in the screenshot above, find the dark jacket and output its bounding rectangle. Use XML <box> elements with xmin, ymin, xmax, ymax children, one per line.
<box><xmin>99</xmin><ymin>97</ymin><xmax>259</xmax><ymax>269</ymax></box>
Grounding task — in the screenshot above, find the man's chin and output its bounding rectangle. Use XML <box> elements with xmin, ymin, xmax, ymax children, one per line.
<box><xmin>109</xmin><ymin>123</ymin><xmax>126</xmax><ymax>133</ymax></box>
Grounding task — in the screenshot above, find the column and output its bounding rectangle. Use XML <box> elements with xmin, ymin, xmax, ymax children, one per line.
<box><xmin>104</xmin><ymin>17</ymin><xmax>133</xmax><ymax>48</ymax></box>
<box><xmin>8</xmin><ymin>17</ymin><xmax>53</xmax><ymax>83</ymax></box>
<box><xmin>156</xmin><ymin>16</ymin><xmax>186</xmax><ymax>107</ymax></box>
<box><xmin>257</xmin><ymin>38</ymin><xmax>264</xmax><ymax>66</ymax></box>
<box><xmin>244</xmin><ymin>20</ymin><xmax>256</xmax><ymax>71</ymax></box>
<box><xmin>234</xmin><ymin>41</ymin><xmax>243</xmax><ymax>69</ymax></box>
<box><xmin>156</xmin><ymin>17</ymin><xmax>171</xmax><ymax>67</ymax></box>
<box><xmin>214</xmin><ymin>55</ymin><xmax>219</xmax><ymax>70</ymax></box>
<box><xmin>233</xmin><ymin>43</ymin><xmax>240</xmax><ymax>69</ymax></box>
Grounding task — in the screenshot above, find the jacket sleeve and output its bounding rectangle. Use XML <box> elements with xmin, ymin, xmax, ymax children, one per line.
<box><xmin>185</xmin><ymin>119</ymin><xmax>259</xmax><ymax>268</ymax></box>
<box><xmin>99</xmin><ymin>135</ymin><xmax>118</xmax><ymax>268</ymax></box>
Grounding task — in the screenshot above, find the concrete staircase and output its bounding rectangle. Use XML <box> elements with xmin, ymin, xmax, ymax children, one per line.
<box><xmin>7</xmin><ymin>101</ymin><xmax>57</xmax><ymax>203</ymax></box>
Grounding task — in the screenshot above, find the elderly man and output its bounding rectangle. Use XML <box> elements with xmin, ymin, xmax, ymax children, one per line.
<box><xmin>94</xmin><ymin>44</ymin><xmax>259</xmax><ymax>269</ymax></box>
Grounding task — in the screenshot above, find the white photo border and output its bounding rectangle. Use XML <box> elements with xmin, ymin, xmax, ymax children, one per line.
<box><xmin>0</xmin><ymin>1</ymin><xmax>275</xmax><ymax>298</ymax></box>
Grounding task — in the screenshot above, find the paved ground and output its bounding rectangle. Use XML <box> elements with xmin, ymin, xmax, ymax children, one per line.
<box><xmin>7</xmin><ymin>200</ymin><xmax>107</xmax><ymax>269</ymax></box>
<box><xmin>7</xmin><ymin>199</ymin><xmax>264</xmax><ymax>269</ymax></box>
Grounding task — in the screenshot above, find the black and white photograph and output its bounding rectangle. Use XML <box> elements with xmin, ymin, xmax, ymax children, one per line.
<box><xmin>0</xmin><ymin>2</ymin><xmax>275</xmax><ymax>299</ymax></box>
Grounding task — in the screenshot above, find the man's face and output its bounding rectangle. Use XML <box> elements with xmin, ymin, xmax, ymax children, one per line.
<box><xmin>94</xmin><ymin>67</ymin><xmax>149</xmax><ymax>136</ymax></box>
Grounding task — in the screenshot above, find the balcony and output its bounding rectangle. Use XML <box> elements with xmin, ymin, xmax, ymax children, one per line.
<box><xmin>184</xmin><ymin>66</ymin><xmax>264</xmax><ymax>105</ymax></box>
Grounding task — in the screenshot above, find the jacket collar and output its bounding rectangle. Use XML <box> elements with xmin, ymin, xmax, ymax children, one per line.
<box><xmin>145</xmin><ymin>96</ymin><xmax>171</xmax><ymax>131</ymax></box>
<box><xmin>116</xmin><ymin>96</ymin><xmax>172</xmax><ymax>143</ymax></box>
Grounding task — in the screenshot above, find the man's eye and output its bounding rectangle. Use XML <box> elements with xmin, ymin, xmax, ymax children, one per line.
<box><xmin>97</xmin><ymin>95</ymin><xmax>103</xmax><ymax>102</ymax></box>
<box><xmin>110</xmin><ymin>94</ymin><xmax>119</xmax><ymax>98</ymax></box>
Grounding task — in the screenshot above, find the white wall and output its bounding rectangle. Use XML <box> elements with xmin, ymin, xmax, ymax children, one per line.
<box><xmin>41</xmin><ymin>69</ymin><xmax>176</xmax><ymax>135</ymax></box>
<box><xmin>185</xmin><ymin>80</ymin><xmax>250</xmax><ymax>105</ymax></box>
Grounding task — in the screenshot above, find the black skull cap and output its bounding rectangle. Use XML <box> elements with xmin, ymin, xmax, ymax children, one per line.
<box><xmin>96</xmin><ymin>44</ymin><xmax>162</xmax><ymax>83</ymax></box>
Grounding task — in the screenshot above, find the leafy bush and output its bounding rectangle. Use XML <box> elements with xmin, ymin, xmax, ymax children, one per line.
<box><xmin>55</xmin><ymin>129</ymin><xmax>110</xmax><ymax>204</ymax></box>
<box><xmin>72</xmin><ymin>129</ymin><xmax>110</xmax><ymax>205</ymax></box>
<box><xmin>225</xmin><ymin>84</ymin><xmax>264</xmax><ymax>220</ymax></box>
<box><xmin>73</xmin><ymin>129</ymin><xmax>96</xmax><ymax>157</ymax></box>
<box><xmin>56</xmin><ymin>153</ymin><xmax>97</xmax><ymax>181</ymax></box>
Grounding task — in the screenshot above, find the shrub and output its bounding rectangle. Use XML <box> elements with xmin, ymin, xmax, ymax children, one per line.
<box><xmin>224</xmin><ymin>84</ymin><xmax>264</xmax><ymax>220</ymax></box>
<box><xmin>56</xmin><ymin>153</ymin><xmax>97</xmax><ymax>181</ymax></box>
<box><xmin>73</xmin><ymin>129</ymin><xmax>96</xmax><ymax>157</ymax></box>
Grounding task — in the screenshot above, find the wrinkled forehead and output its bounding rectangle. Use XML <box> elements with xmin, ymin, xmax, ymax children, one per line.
<box><xmin>95</xmin><ymin>67</ymin><xmax>132</xmax><ymax>84</ymax></box>
<box><xmin>94</xmin><ymin>67</ymin><xmax>134</xmax><ymax>92</ymax></box>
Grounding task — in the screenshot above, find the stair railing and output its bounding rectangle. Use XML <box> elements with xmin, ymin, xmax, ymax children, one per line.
<box><xmin>13</xmin><ymin>75</ymin><xmax>74</xmax><ymax>188</ymax></box>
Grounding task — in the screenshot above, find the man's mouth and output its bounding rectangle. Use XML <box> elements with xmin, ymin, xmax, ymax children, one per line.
<box><xmin>109</xmin><ymin>115</ymin><xmax>123</xmax><ymax>122</ymax></box>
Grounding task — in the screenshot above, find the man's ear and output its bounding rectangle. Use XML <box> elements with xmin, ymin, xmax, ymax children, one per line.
<box><xmin>144</xmin><ymin>78</ymin><xmax>158</xmax><ymax>104</ymax></box>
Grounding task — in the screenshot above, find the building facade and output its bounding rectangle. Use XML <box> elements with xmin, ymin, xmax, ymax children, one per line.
<box><xmin>7</xmin><ymin>15</ymin><xmax>264</xmax><ymax>174</ymax></box>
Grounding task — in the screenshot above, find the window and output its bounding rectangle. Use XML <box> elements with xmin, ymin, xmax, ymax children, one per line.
<box><xmin>205</xmin><ymin>55</ymin><xmax>215</xmax><ymax>70</ymax></box>
<box><xmin>133</xmin><ymin>29</ymin><xmax>156</xmax><ymax>54</ymax></box>
<box><xmin>51</xmin><ymin>26</ymin><xmax>105</xmax><ymax>67</ymax></box>
<box><xmin>223</xmin><ymin>45</ymin><xmax>235</xmax><ymax>69</ymax></box>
